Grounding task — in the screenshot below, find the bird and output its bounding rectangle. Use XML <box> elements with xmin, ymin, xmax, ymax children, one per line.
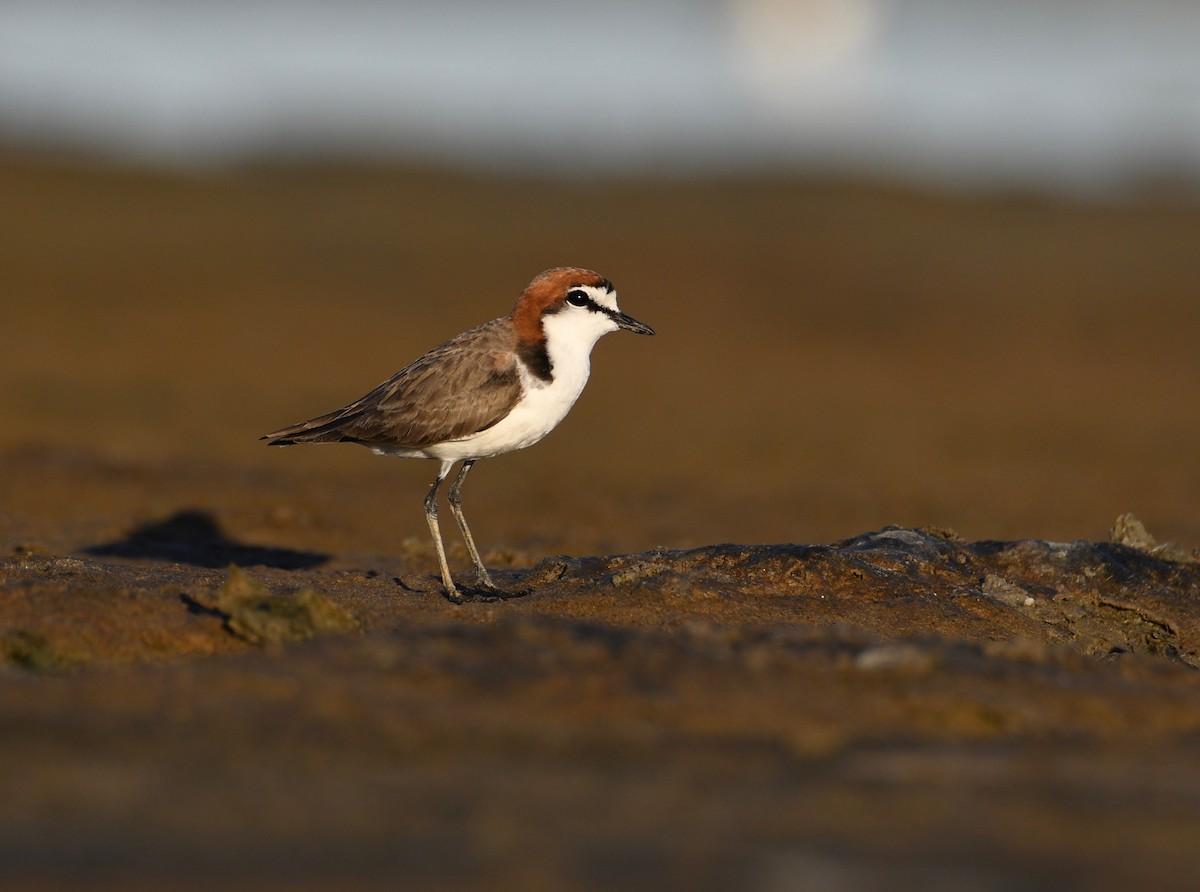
<box><xmin>262</xmin><ymin>267</ymin><xmax>654</xmax><ymax>602</ymax></box>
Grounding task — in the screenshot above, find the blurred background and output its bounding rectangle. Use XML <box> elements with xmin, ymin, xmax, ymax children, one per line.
<box><xmin>3</xmin><ymin>0</ymin><xmax>1200</xmax><ymax>191</ymax></box>
<box><xmin>2</xmin><ymin>0</ymin><xmax>1198</xmax><ymax>562</ymax></box>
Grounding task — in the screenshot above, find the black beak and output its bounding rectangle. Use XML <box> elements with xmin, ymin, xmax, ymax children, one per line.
<box><xmin>613</xmin><ymin>311</ymin><xmax>655</xmax><ymax>336</ymax></box>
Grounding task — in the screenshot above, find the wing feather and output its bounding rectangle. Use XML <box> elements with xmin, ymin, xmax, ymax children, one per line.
<box><xmin>262</xmin><ymin>319</ymin><xmax>524</xmax><ymax>450</ymax></box>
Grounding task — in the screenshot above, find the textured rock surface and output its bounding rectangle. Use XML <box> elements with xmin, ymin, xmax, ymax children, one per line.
<box><xmin>4</xmin><ymin>524</ymin><xmax>1200</xmax><ymax>891</ymax></box>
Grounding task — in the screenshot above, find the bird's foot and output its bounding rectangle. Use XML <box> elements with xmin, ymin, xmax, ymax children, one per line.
<box><xmin>474</xmin><ymin>585</ymin><xmax>532</xmax><ymax>602</ymax></box>
<box><xmin>463</xmin><ymin>569</ymin><xmax>524</xmax><ymax>601</ymax></box>
<box><xmin>433</xmin><ymin>572</ymin><xmax>530</xmax><ymax>604</ymax></box>
<box><xmin>445</xmin><ymin>582</ymin><xmax>532</xmax><ymax>603</ymax></box>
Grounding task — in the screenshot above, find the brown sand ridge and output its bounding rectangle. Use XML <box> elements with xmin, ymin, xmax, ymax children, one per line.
<box><xmin>2</xmin><ymin>154</ymin><xmax>1200</xmax><ymax>889</ymax></box>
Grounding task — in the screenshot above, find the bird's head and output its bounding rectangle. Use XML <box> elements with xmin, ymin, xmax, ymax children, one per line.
<box><xmin>512</xmin><ymin>268</ymin><xmax>655</xmax><ymax>352</ymax></box>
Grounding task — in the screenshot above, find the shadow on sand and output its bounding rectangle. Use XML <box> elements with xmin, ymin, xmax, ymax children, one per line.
<box><xmin>87</xmin><ymin>510</ymin><xmax>329</xmax><ymax>570</ymax></box>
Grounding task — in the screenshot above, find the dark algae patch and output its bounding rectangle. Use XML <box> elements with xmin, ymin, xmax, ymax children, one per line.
<box><xmin>1</xmin><ymin>629</ymin><xmax>74</xmax><ymax>672</ymax></box>
<box><xmin>188</xmin><ymin>565</ymin><xmax>360</xmax><ymax>646</ymax></box>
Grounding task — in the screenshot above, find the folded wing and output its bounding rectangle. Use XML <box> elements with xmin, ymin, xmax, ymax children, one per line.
<box><xmin>262</xmin><ymin>320</ymin><xmax>524</xmax><ymax>450</ymax></box>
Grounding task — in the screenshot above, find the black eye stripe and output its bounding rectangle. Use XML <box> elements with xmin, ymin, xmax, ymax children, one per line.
<box><xmin>553</xmin><ymin>288</ymin><xmax>618</xmax><ymax>320</ymax></box>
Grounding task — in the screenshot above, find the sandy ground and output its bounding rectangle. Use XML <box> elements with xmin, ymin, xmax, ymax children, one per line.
<box><xmin>2</xmin><ymin>154</ymin><xmax>1200</xmax><ymax>890</ymax></box>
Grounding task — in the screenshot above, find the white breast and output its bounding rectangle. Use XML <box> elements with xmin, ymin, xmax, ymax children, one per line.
<box><xmin>424</xmin><ymin>308</ymin><xmax>614</xmax><ymax>462</ymax></box>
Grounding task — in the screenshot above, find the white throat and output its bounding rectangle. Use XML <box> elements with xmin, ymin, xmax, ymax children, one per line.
<box><xmin>540</xmin><ymin>306</ymin><xmax>618</xmax><ymax>384</ymax></box>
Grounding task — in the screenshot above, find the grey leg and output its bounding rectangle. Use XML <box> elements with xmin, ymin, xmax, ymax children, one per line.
<box><xmin>425</xmin><ymin>459</ymin><xmax>460</xmax><ymax>602</ymax></box>
<box><xmin>447</xmin><ymin>459</ymin><xmax>497</xmax><ymax>590</ymax></box>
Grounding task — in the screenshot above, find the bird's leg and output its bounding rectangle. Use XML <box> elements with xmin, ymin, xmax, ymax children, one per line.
<box><xmin>424</xmin><ymin>460</ymin><xmax>461</xmax><ymax>602</ymax></box>
<box><xmin>446</xmin><ymin>459</ymin><xmax>497</xmax><ymax>591</ymax></box>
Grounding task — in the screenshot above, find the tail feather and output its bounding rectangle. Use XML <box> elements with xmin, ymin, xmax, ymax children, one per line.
<box><xmin>261</xmin><ymin>407</ymin><xmax>367</xmax><ymax>446</ymax></box>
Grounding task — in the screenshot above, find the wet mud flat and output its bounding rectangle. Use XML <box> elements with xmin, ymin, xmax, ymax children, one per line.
<box><xmin>4</xmin><ymin>516</ymin><xmax>1200</xmax><ymax>891</ymax></box>
<box><xmin>3</xmin><ymin>155</ymin><xmax>1200</xmax><ymax>889</ymax></box>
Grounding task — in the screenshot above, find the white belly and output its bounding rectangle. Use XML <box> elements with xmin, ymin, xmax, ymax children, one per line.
<box><xmin>373</xmin><ymin>305</ymin><xmax>614</xmax><ymax>464</ymax></box>
<box><xmin>424</xmin><ymin>357</ymin><xmax>591</xmax><ymax>461</ymax></box>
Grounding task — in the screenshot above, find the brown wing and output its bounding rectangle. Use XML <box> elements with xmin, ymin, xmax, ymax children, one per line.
<box><xmin>262</xmin><ymin>319</ymin><xmax>523</xmax><ymax>450</ymax></box>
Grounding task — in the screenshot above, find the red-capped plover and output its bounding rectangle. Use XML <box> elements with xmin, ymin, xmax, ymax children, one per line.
<box><xmin>263</xmin><ymin>267</ymin><xmax>654</xmax><ymax>602</ymax></box>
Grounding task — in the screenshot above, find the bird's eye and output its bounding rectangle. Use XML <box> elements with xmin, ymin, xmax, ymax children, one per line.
<box><xmin>566</xmin><ymin>290</ymin><xmax>590</xmax><ymax>307</ymax></box>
